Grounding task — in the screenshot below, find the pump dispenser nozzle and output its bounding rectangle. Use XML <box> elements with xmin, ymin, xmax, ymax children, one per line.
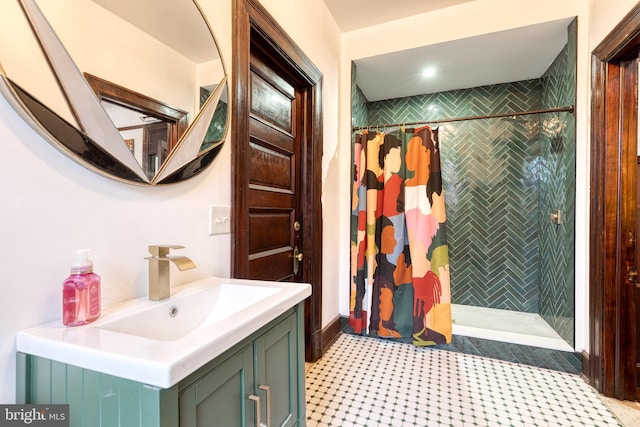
<box><xmin>71</xmin><ymin>249</ymin><xmax>93</xmax><ymax>273</ymax></box>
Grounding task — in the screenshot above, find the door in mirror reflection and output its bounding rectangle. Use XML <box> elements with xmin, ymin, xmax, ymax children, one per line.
<box><xmin>144</xmin><ymin>122</ymin><xmax>170</xmax><ymax>179</ymax></box>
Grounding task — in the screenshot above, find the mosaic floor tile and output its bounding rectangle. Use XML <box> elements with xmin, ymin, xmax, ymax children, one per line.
<box><xmin>306</xmin><ymin>334</ymin><xmax>621</xmax><ymax>427</ymax></box>
<box><xmin>341</xmin><ymin>318</ymin><xmax>582</xmax><ymax>374</ymax></box>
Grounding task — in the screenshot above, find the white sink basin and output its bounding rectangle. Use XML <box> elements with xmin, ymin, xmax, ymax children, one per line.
<box><xmin>16</xmin><ymin>277</ymin><xmax>311</xmax><ymax>388</ymax></box>
<box><xmin>98</xmin><ymin>283</ymin><xmax>281</xmax><ymax>341</ymax></box>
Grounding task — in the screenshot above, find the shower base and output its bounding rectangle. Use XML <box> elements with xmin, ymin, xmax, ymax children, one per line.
<box><xmin>451</xmin><ymin>304</ymin><xmax>574</xmax><ymax>352</ymax></box>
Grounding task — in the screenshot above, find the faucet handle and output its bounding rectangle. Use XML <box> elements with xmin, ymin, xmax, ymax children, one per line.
<box><xmin>148</xmin><ymin>244</ymin><xmax>185</xmax><ymax>257</ymax></box>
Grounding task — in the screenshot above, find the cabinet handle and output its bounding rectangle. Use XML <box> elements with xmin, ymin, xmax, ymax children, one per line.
<box><xmin>248</xmin><ymin>394</ymin><xmax>262</xmax><ymax>427</ymax></box>
<box><xmin>259</xmin><ymin>385</ymin><xmax>271</xmax><ymax>427</ymax></box>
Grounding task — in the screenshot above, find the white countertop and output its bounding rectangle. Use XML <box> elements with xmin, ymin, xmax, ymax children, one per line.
<box><xmin>16</xmin><ymin>277</ymin><xmax>311</xmax><ymax>388</ymax></box>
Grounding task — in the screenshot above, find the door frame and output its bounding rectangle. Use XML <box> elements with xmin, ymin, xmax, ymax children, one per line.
<box><xmin>231</xmin><ymin>0</ymin><xmax>324</xmax><ymax>361</ymax></box>
<box><xmin>589</xmin><ymin>3</ymin><xmax>640</xmax><ymax>400</ymax></box>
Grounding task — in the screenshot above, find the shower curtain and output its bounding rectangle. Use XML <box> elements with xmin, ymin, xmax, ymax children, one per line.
<box><xmin>349</xmin><ymin>126</ymin><xmax>451</xmax><ymax>346</ymax></box>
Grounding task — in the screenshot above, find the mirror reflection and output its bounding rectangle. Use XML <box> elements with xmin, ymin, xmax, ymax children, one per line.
<box><xmin>0</xmin><ymin>0</ymin><xmax>228</xmax><ymax>185</ymax></box>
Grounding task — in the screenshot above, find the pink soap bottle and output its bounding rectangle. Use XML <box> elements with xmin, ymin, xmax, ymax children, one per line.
<box><xmin>62</xmin><ymin>249</ymin><xmax>101</xmax><ymax>326</ymax></box>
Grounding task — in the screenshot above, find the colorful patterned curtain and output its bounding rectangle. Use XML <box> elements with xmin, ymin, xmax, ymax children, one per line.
<box><xmin>350</xmin><ymin>126</ymin><xmax>452</xmax><ymax>346</ymax></box>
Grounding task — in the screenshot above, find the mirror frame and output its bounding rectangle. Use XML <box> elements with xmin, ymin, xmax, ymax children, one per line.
<box><xmin>0</xmin><ymin>0</ymin><xmax>229</xmax><ymax>186</ymax></box>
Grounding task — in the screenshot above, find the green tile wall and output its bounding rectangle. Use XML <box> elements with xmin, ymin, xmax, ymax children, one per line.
<box><xmin>537</xmin><ymin>20</ymin><xmax>576</xmax><ymax>346</ymax></box>
<box><xmin>365</xmin><ymin>81</ymin><xmax>543</xmax><ymax>313</ymax></box>
<box><xmin>351</xmin><ymin>21</ymin><xmax>576</xmax><ymax>344</ymax></box>
<box><xmin>351</xmin><ymin>63</ymin><xmax>368</xmax><ymax>128</ymax></box>
<box><xmin>199</xmin><ymin>87</ymin><xmax>227</xmax><ymax>150</ymax></box>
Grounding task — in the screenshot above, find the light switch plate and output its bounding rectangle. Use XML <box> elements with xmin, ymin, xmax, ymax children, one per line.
<box><xmin>208</xmin><ymin>205</ymin><xmax>230</xmax><ymax>235</ymax></box>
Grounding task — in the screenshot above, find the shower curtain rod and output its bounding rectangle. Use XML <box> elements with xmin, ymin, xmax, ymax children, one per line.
<box><xmin>351</xmin><ymin>105</ymin><xmax>574</xmax><ymax>132</ymax></box>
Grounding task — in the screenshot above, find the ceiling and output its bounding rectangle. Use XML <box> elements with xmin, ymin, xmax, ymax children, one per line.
<box><xmin>324</xmin><ymin>0</ymin><xmax>476</xmax><ymax>32</ymax></box>
<box><xmin>323</xmin><ymin>0</ymin><xmax>572</xmax><ymax>102</ymax></box>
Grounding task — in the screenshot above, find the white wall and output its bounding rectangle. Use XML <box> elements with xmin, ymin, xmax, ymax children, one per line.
<box><xmin>589</xmin><ymin>0</ymin><xmax>640</xmax><ymax>48</ymax></box>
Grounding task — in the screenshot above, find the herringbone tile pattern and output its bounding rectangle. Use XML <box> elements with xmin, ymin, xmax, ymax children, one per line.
<box><xmin>368</xmin><ymin>80</ymin><xmax>541</xmax><ymax>126</ymax></box>
<box><xmin>537</xmin><ymin>25</ymin><xmax>576</xmax><ymax>346</ymax></box>
<box><xmin>351</xmin><ymin>63</ymin><xmax>369</xmax><ymax>128</ymax></box>
<box><xmin>352</xmin><ymin>87</ymin><xmax>369</xmax><ymax>128</ymax></box>
<box><xmin>443</xmin><ymin>116</ymin><xmax>541</xmax><ymax>313</ymax></box>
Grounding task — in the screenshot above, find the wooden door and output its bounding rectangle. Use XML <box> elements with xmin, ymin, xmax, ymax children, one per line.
<box><xmin>637</xmin><ymin>157</ymin><xmax>640</xmax><ymax>392</ymax></box>
<box><xmin>245</xmin><ymin>47</ymin><xmax>302</xmax><ymax>282</ymax></box>
<box><xmin>589</xmin><ymin>4</ymin><xmax>640</xmax><ymax>400</ymax></box>
<box><xmin>232</xmin><ymin>0</ymin><xmax>324</xmax><ymax>361</ymax></box>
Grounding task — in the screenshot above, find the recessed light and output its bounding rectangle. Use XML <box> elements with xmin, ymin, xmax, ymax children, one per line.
<box><xmin>422</xmin><ymin>67</ymin><xmax>437</xmax><ymax>78</ymax></box>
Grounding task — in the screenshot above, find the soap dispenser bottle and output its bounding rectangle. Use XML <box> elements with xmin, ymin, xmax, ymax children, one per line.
<box><xmin>62</xmin><ymin>249</ymin><xmax>101</xmax><ymax>326</ymax></box>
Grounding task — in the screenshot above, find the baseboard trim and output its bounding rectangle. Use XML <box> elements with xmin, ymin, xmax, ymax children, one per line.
<box><xmin>581</xmin><ymin>350</ymin><xmax>590</xmax><ymax>383</ymax></box>
<box><xmin>321</xmin><ymin>315</ymin><xmax>342</xmax><ymax>355</ymax></box>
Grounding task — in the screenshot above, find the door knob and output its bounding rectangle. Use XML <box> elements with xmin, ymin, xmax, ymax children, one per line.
<box><xmin>293</xmin><ymin>247</ymin><xmax>303</xmax><ymax>274</ymax></box>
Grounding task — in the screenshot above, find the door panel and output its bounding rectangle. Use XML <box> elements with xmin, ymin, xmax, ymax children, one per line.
<box><xmin>251</xmin><ymin>72</ymin><xmax>294</xmax><ymax>132</ymax></box>
<box><xmin>247</xmin><ymin>48</ymin><xmax>301</xmax><ymax>282</ymax></box>
<box><xmin>249</xmin><ymin>251</ymin><xmax>295</xmax><ymax>281</ymax></box>
<box><xmin>249</xmin><ymin>211</ymin><xmax>294</xmax><ymax>252</ymax></box>
<box><xmin>249</xmin><ymin>140</ymin><xmax>294</xmax><ymax>190</ymax></box>
<box><xmin>248</xmin><ymin>189</ymin><xmax>295</xmax><ymax>209</ymax></box>
<box><xmin>250</xmin><ymin>118</ymin><xmax>295</xmax><ymax>152</ymax></box>
<box><xmin>618</xmin><ymin>59</ymin><xmax>638</xmax><ymax>399</ymax></box>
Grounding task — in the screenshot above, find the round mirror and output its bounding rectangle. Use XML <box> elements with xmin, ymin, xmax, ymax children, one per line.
<box><xmin>0</xmin><ymin>0</ymin><xmax>228</xmax><ymax>185</ymax></box>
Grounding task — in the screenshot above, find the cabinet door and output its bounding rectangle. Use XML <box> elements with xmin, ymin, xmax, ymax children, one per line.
<box><xmin>254</xmin><ymin>314</ymin><xmax>298</xmax><ymax>427</ymax></box>
<box><xmin>179</xmin><ymin>345</ymin><xmax>255</xmax><ymax>427</ymax></box>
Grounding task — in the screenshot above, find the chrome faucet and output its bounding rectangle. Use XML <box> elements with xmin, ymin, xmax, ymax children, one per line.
<box><xmin>146</xmin><ymin>245</ymin><xmax>196</xmax><ymax>301</ymax></box>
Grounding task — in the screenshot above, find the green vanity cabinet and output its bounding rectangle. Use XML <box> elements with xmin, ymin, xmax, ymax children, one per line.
<box><xmin>17</xmin><ymin>304</ymin><xmax>306</xmax><ymax>427</ymax></box>
<box><xmin>179</xmin><ymin>310</ymin><xmax>301</xmax><ymax>427</ymax></box>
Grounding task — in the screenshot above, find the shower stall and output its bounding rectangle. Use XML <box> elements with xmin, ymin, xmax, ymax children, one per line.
<box><xmin>350</xmin><ymin>21</ymin><xmax>576</xmax><ymax>351</ymax></box>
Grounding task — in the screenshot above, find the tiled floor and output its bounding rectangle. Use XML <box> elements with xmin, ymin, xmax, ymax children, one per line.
<box><xmin>305</xmin><ymin>334</ymin><xmax>621</xmax><ymax>426</ymax></box>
